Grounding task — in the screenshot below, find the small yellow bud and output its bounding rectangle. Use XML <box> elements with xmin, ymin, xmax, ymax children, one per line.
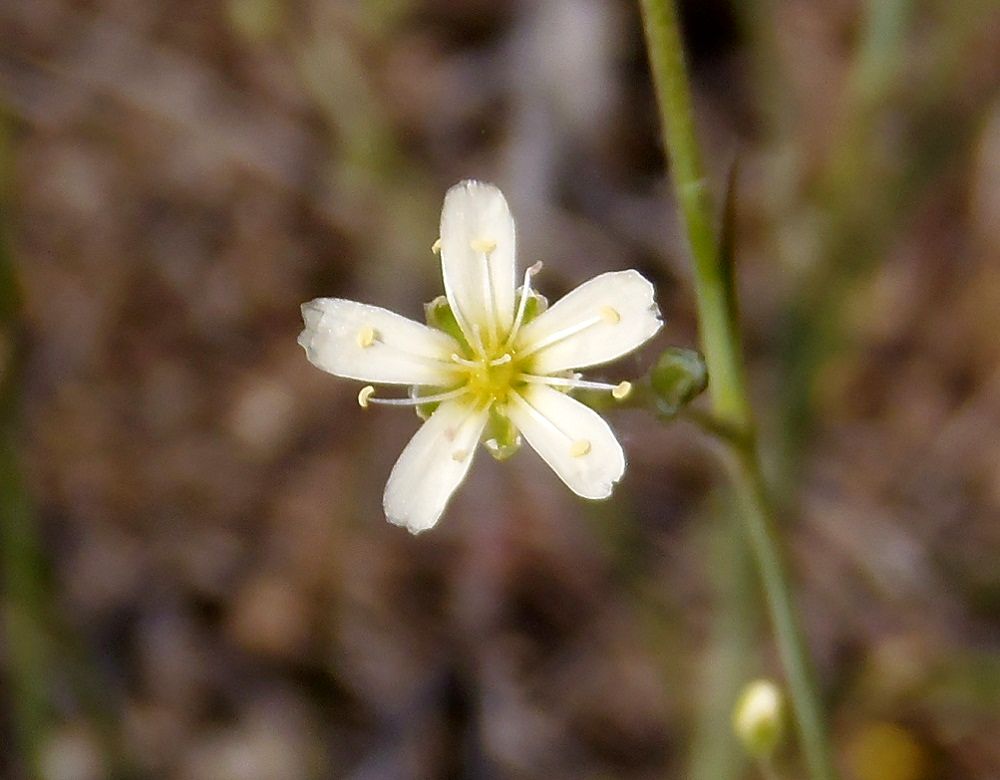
<box><xmin>733</xmin><ymin>679</ymin><xmax>784</xmax><ymax>758</ymax></box>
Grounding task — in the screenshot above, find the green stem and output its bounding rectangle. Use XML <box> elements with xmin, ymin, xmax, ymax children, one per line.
<box><xmin>638</xmin><ymin>2</ymin><xmax>837</xmax><ymax>779</ymax></box>
<box><xmin>638</xmin><ymin>1</ymin><xmax>747</xmax><ymax>427</ymax></box>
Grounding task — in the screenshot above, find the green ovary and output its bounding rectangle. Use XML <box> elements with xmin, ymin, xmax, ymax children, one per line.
<box><xmin>464</xmin><ymin>354</ymin><xmax>520</xmax><ymax>405</ymax></box>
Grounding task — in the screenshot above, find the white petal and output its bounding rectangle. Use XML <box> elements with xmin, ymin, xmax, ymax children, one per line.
<box><xmin>383</xmin><ymin>400</ymin><xmax>490</xmax><ymax>533</ymax></box>
<box><xmin>299</xmin><ymin>298</ymin><xmax>462</xmax><ymax>386</ymax></box>
<box><xmin>439</xmin><ymin>180</ymin><xmax>516</xmax><ymax>345</ymax></box>
<box><xmin>505</xmin><ymin>385</ymin><xmax>625</xmax><ymax>499</ymax></box>
<box><xmin>515</xmin><ymin>270</ymin><xmax>661</xmax><ymax>374</ymax></box>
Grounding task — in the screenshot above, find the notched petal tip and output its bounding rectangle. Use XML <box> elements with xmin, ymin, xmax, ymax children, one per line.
<box><xmin>300</xmin><ymin>299</ymin><xmax>325</xmax><ymax>326</ymax></box>
<box><xmin>385</xmin><ymin>509</ymin><xmax>431</xmax><ymax>535</ymax></box>
<box><xmin>619</xmin><ymin>268</ymin><xmax>664</xmax><ymax>322</ymax></box>
<box><xmin>297</xmin><ymin>301</ymin><xmax>324</xmax><ymax>354</ymax></box>
<box><xmin>449</xmin><ymin>178</ymin><xmax>501</xmax><ymax>196</ymax></box>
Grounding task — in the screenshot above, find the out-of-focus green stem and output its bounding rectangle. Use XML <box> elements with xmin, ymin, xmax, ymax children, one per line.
<box><xmin>759</xmin><ymin>757</ymin><xmax>782</xmax><ymax>780</ymax></box>
<box><xmin>638</xmin><ymin>2</ymin><xmax>837</xmax><ymax>779</ymax></box>
<box><xmin>0</xmin><ymin>111</ymin><xmax>51</xmax><ymax>777</ymax></box>
<box><xmin>778</xmin><ymin>0</ymin><xmax>913</xmax><ymax>485</ymax></box>
<box><xmin>689</xmin><ymin>501</ymin><xmax>756</xmax><ymax>780</ymax></box>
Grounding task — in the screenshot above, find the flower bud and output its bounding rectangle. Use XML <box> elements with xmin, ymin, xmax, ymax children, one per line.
<box><xmin>733</xmin><ymin>679</ymin><xmax>784</xmax><ymax>758</ymax></box>
<box><xmin>649</xmin><ymin>347</ymin><xmax>708</xmax><ymax>417</ymax></box>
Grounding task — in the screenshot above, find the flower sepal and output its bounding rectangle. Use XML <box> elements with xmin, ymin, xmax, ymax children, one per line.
<box><xmin>409</xmin><ymin>384</ymin><xmax>453</xmax><ymax>420</ymax></box>
<box><xmin>515</xmin><ymin>287</ymin><xmax>548</xmax><ymax>326</ymax></box>
<box><xmin>424</xmin><ymin>295</ymin><xmax>468</xmax><ymax>348</ymax></box>
<box><xmin>481</xmin><ymin>407</ymin><xmax>522</xmax><ymax>461</ymax></box>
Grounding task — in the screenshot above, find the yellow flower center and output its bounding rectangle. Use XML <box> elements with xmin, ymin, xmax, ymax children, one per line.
<box><xmin>454</xmin><ymin>347</ymin><xmax>527</xmax><ymax>408</ymax></box>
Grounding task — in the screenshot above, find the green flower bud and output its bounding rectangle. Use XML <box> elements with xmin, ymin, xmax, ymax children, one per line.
<box><xmin>733</xmin><ymin>679</ymin><xmax>784</xmax><ymax>758</ymax></box>
<box><xmin>649</xmin><ymin>347</ymin><xmax>708</xmax><ymax>417</ymax></box>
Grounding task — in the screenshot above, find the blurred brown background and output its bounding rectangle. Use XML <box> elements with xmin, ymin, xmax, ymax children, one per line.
<box><xmin>1</xmin><ymin>0</ymin><xmax>998</xmax><ymax>778</ymax></box>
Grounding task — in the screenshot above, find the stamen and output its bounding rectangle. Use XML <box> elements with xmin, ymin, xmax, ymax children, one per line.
<box><xmin>451</xmin><ymin>353</ymin><xmax>480</xmax><ymax>368</ymax></box>
<box><xmin>570</xmin><ymin>439</ymin><xmax>592</xmax><ymax>457</ymax></box>
<box><xmin>470</xmin><ymin>238</ymin><xmax>497</xmax><ymax>254</ymax></box>
<box><xmin>600</xmin><ymin>306</ymin><xmax>621</xmax><ymax>324</ymax></box>
<box><xmin>469</xmin><ymin>322</ymin><xmax>487</xmax><ymax>357</ymax></box>
<box><xmin>515</xmin><ymin>313</ymin><xmax>604</xmax><ymax>360</ymax></box>
<box><xmin>446</xmin><ymin>298</ymin><xmax>485</xmax><ymax>359</ymax></box>
<box><xmin>509</xmin><ymin>391</ymin><xmax>572</xmax><ymax>444</ymax></box>
<box><xmin>504</xmin><ymin>261</ymin><xmax>543</xmax><ymax>349</ymax></box>
<box><xmin>355</xmin><ymin>334</ymin><xmax>463</xmax><ymax>373</ymax></box>
<box><xmin>360</xmin><ymin>386</ymin><xmax>470</xmax><ymax>408</ymax></box>
<box><xmin>357</xmin><ymin>326</ymin><xmax>376</xmax><ymax>348</ymax></box>
<box><xmin>478</xmin><ymin>250</ymin><xmax>499</xmax><ymax>347</ymax></box>
<box><xmin>489</xmin><ymin>353</ymin><xmax>512</xmax><ymax>367</ymax></box>
<box><xmin>431</xmin><ymin>238</ymin><xmax>442</xmax><ymax>254</ymax></box>
<box><xmin>612</xmin><ymin>381</ymin><xmax>632</xmax><ymax>400</ymax></box>
<box><xmin>516</xmin><ymin>373</ymin><xmax>631</xmax><ymax>395</ymax></box>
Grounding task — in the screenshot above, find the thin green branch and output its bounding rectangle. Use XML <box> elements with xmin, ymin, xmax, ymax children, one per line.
<box><xmin>679</xmin><ymin>407</ymin><xmax>751</xmax><ymax>452</ymax></box>
<box><xmin>638</xmin><ymin>1</ymin><xmax>838</xmax><ymax>778</ymax></box>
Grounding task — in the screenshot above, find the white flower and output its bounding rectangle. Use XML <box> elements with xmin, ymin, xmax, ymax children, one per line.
<box><xmin>299</xmin><ymin>180</ymin><xmax>662</xmax><ymax>533</ymax></box>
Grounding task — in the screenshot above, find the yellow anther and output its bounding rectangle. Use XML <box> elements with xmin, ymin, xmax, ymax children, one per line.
<box><xmin>357</xmin><ymin>385</ymin><xmax>375</xmax><ymax>409</ymax></box>
<box><xmin>357</xmin><ymin>325</ymin><xmax>376</xmax><ymax>348</ymax></box>
<box><xmin>470</xmin><ymin>238</ymin><xmax>497</xmax><ymax>254</ymax></box>
<box><xmin>612</xmin><ymin>381</ymin><xmax>632</xmax><ymax>400</ymax></box>
<box><xmin>599</xmin><ymin>306</ymin><xmax>621</xmax><ymax>325</ymax></box>
<box><xmin>451</xmin><ymin>448</ymin><xmax>469</xmax><ymax>462</ymax></box>
<box><xmin>570</xmin><ymin>439</ymin><xmax>592</xmax><ymax>457</ymax></box>
<box><xmin>431</xmin><ymin>237</ymin><xmax>442</xmax><ymax>254</ymax></box>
